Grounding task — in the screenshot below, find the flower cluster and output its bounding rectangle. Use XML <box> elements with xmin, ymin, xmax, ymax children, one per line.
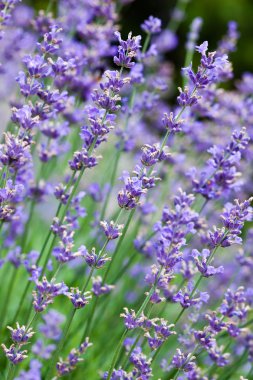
<box><xmin>2</xmin><ymin>322</ymin><xmax>34</xmax><ymax>365</ymax></box>
<box><xmin>0</xmin><ymin>3</ymin><xmax>253</xmax><ymax>380</ymax></box>
<box><xmin>56</xmin><ymin>338</ymin><xmax>92</xmax><ymax>376</ymax></box>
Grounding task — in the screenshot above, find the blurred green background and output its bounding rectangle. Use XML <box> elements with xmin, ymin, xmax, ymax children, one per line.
<box><xmin>26</xmin><ymin>0</ymin><xmax>253</xmax><ymax>79</ymax></box>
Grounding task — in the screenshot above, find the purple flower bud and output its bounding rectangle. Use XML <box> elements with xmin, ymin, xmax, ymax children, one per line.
<box><xmin>7</xmin><ymin>323</ymin><xmax>34</xmax><ymax>344</ymax></box>
<box><xmin>141</xmin><ymin>16</ymin><xmax>162</xmax><ymax>35</ymax></box>
<box><xmin>83</xmin><ymin>247</ymin><xmax>110</xmax><ymax>269</ymax></box>
<box><xmin>120</xmin><ymin>308</ymin><xmax>145</xmax><ymax>329</ymax></box>
<box><xmin>1</xmin><ymin>344</ymin><xmax>28</xmax><ymax>364</ymax></box>
<box><xmin>114</xmin><ymin>32</ymin><xmax>141</xmax><ymax>69</ymax></box>
<box><xmin>92</xmin><ymin>276</ymin><xmax>114</xmax><ymax>297</ymax></box>
<box><xmin>67</xmin><ymin>288</ymin><xmax>91</xmax><ymax>309</ymax></box>
<box><xmin>100</xmin><ymin>220</ymin><xmax>124</xmax><ymax>240</ymax></box>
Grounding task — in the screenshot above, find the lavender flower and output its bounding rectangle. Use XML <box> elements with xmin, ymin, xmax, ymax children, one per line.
<box><xmin>67</xmin><ymin>288</ymin><xmax>91</xmax><ymax>309</ymax></box>
<box><xmin>191</xmin><ymin>249</ymin><xmax>224</xmax><ymax>277</ymax></box>
<box><xmin>33</xmin><ymin>276</ymin><xmax>68</xmax><ymax>312</ymax></box>
<box><xmin>100</xmin><ymin>220</ymin><xmax>124</xmax><ymax>240</ymax></box>
<box><xmin>7</xmin><ymin>323</ymin><xmax>34</xmax><ymax>344</ymax></box>
<box><xmin>1</xmin><ymin>344</ymin><xmax>28</xmax><ymax>364</ymax></box>
<box><xmin>92</xmin><ymin>276</ymin><xmax>114</xmax><ymax>297</ymax></box>
<box><xmin>141</xmin><ymin>16</ymin><xmax>162</xmax><ymax>35</ymax></box>
<box><xmin>114</xmin><ymin>32</ymin><xmax>141</xmax><ymax>69</ymax></box>
<box><xmin>56</xmin><ymin>338</ymin><xmax>92</xmax><ymax>376</ymax></box>
<box><xmin>0</xmin><ymin>4</ymin><xmax>253</xmax><ymax>380</ymax></box>
<box><xmin>120</xmin><ymin>308</ymin><xmax>145</xmax><ymax>330</ymax></box>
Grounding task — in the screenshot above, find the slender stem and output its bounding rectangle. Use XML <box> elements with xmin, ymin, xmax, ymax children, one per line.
<box><xmin>81</xmin><ymin>296</ymin><xmax>98</xmax><ymax>340</ymax></box>
<box><xmin>6</xmin><ymin>363</ymin><xmax>14</xmax><ymax>380</ymax></box>
<box><xmin>122</xmin><ymin>330</ymin><xmax>142</xmax><ymax>369</ymax></box>
<box><xmin>100</xmin><ymin>149</ymin><xmax>121</xmax><ymax>221</ymax></box>
<box><xmin>46</xmin><ymin>0</ymin><xmax>56</xmax><ymax>13</ymax></box>
<box><xmin>21</xmin><ymin>160</ymin><xmax>46</xmax><ymax>252</ymax></box>
<box><xmin>103</xmin><ymin>208</ymin><xmax>135</xmax><ymax>284</ymax></box>
<box><xmin>79</xmin><ymin>209</ymin><xmax>136</xmax><ymax>343</ymax></box>
<box><xmin>45</xmin><ymin>308</ymin><xmax>77</xmax><ymax>379</ymax></box>
<box><xmin>142</xmin><ymin>33</ymin><xmax>151</xmax><ymax>53</ymax></box>
<box><xmin>1</xmin><ymin>266</ymin><xmax>17</xmax><ymax>327</ymax></box>
<box><xmin>37</xmin><ymin>200</ymin><xmax>63</xmax><ymax>266</ymax></box>
<box><xmin>112</xmin><ymin>250</ymin><xmax>136</xmax><ymax>283</ymax></box>
<box><xmin>11</xmin><ymin>281</ymin><xmax>30</xmax><ymax>325</ymax></box>
<box><xmin>167</xmin><ymin>0</ymin><xmax>190</xmax><ymax>32</ymax></box>
<box><xmin>219</xmin><ymin>349</ymin><xmax>248</xmax><ymax>380</ymax></box>
<box><xmin>106</xmin><ymin>329</ymin><xmax>128</xmax><ymax>380</ymax></box>
<box><xmin>26</xmin><ymin>312</ymin><xmax>38</xmax><ymax>331</ymax></box>
<box><xmin>246</xmin><ymin>365</ymin><xmax>253</xmax><ymax>378</ymax></box>
<box><xmin>20</xmin><ymin>198</ymin><xmax>36</xmax><ymax>252</ymax></box>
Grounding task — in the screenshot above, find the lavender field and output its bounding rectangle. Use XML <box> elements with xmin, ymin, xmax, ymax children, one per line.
<box><xmin>0</xmin><ymin>0</ymin><xmax>253</xmax><ymax>379</ymax></box>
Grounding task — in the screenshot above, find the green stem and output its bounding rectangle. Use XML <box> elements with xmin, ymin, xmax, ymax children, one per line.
<box><xmin>20</xmin><ymin>198</ymin><xmax>36</xmax><ymax>252</ymax></box>
<box><xmin>5</xmin><ymin>363</ymin><xmax>14</xmax><ymax>380</ymax></box>
<box><xmin>1</xmin><ymin>266</ymin><xmax>17</xmax><ymax>328</ymax></box>
<box><xmin>81</xmin><ymin>296</ymin><xmax>98</xmax><ymax>340</ymax></box>
<box><xmin>100</xmin><ymin>148</ymin><xmax>121</xmax><ymax>221</ymax></box>
<box><xmin>142</xmin><ymin>33</ymin><xmax>151</xmax><ymax>53</ymax></box>
<box><xmin>106</xmin><ymin>329</ymin><xmax>128</xmax><ymax>380</ymax></box>
<box><xmin>219</xmin><ymin>349</ymin><xmax>248</xmax><ymax>380</ymax></box>
<box><xmin>167</xmin><ymin>0</ymin><xmax>190</xmax><ymax>32</ymax></box>
<box><xmin>45</xmin><ymin>308</ymin><xmax>77</xmax><ymax>379</ymax></box>
<box><xmin>11</xmin><ymin>280</ymin><xmax>30</xmax><ymax>325</ymax></box>
<box><xmin>103</xmin><ymin>209</ymin><xmax>135</xmax><ymax>284</ymax></box>
<box><xmin>208</xmin><ymin>338</ymin><xmax>232</xmax><ymax>379</ymax></box>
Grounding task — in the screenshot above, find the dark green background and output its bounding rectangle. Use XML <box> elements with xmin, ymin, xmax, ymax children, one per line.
<box><xmin>27</xmin><ymin>0</ymin><xmax>253</xmax><ymax>79</ymax></box>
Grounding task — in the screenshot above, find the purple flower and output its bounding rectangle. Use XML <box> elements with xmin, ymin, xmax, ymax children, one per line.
<box><xmin>162</xmin><ymin>112</ymin><xmax>182</xmax><ymax>134</ymax></box>
<box><xmin>83</xmin><ymin>247</ymin><xmax>110</xmax><ymax>269</ymax></box>
<box><xmin>23</xmin><ymin>54</ymin><xmax>51</xmax><ymax>78</ymax></box>
<box><xmin>120</xmin><ymin>308</ymin><xmax>145</xmax><ymax>330</ymax></box>
<box><xmin>141</xmin><ymin>144</ymin><xmax>170</xmax><ymax>167</ymax></box>
<box><xmin>208</xmin><ymin>345</ymin><xmax>230</xmax><ymax>367</ymax></box>
<box><xmin>7</xmin><ymin>323</ymin><xmax>34</xmax><ymax>344</ymax></box>
<box><xmin>69</xmin><ymin>149</ymin><xmax>98</xmax><ymax>171</ymax></box>
<box><xmin>114</xmin><ymin>32</ymin><xmax>141</xmax><ymax>69</ymax></box>
<box><xmin>0</xmin><ymin>132</ymin><xmax>31</xmax><ymax>170</ymax></box>
<box><xmin>177</xmin><ymin>87</ymin><xmax>198</xmax><ymax>107</ymax></box>
<box><xmin>39</xmin><ymin>309</ymin><xmax>65</xmax><ymax>340</ymax></box>
<box><xmin>33</xmin><ymin>276</ymin><xmax>68</xmax><ymax>312</ymax></box>
<box><xmin>141</xmin><ymin>16</ymin><xmax>162</xmax><ymax>35</ymax></box>
<box><xmin>37</xmin><ymin>25</ymin><xmax>62</xmax><ymax>54</ymax></box>
<box><xmin>219</xmin><ymin>287</ymin><xmax>249</xmax><ymax>320</ymax></box>
<box><xmin>173</xmin><ymin>288</ymin><xmax>209</xmax><ymax>308</ymax></box>
<box><xmin>56</xmin><ymin>338</ymin><xmax>92</xmax><ymax>376</ymax></box>
<box><xmin>191</xmin><ymin>249</ymin><xmax>224</xmax><ymax>277</ymax></box>
<box><xmin>205</xmin><ymin>312</ymin><xmax>226</xmax><ymax>333</ymax></box>
<box><xmin>11</xmin><ymin>105</ymin><xmax>40</xmax><ymax>130</ymax></box>
<box><xmin>103</xmin><ymin>369</ymin><xmax>133</xmax><ymax>379</ymax></box>
<box><xmin>100</xmin><ymin>220</ymin><xmax>124</xmax><ymax>240</ymax></box>
<box><xmin>15</xmin><ymin>359</ymin><xmax>41</xmax><ymax>380</ymax></box>
<box><xmin>16</xmin><ymin>71</ymin><xmax>41</xmax><ymax>97</ymax></box>
<box><xmin>171</xmin><ymin>349</ymin><xmax>196</xmax><ymax>372</ymax></box>
<box><xmin>32</xmin><ymin>339</ymin><xmax>56</xmax><ymax>359</ymax></box>
<box><xmin>91</xmin><ymin>276</ymin><xmax>114</xmax><ymax>297</ymax></box>
<box><xmin>67</xmin><ymin>288</ymin><xmax>91</xmax><ymax>309</ymax></box>
<box><xmin>130</xmin><ymin>347</ymin><xmax>152</xmax><ymax>378</ymax></box>
<box><xmin>191</xmin><ymin>127</ymin><xmax>250</xmax><ymax>200</ymax></box>
<box><xmin>1</xmin><ymin>344</ymin><xmax>28</xmax><ymax>364</ymax></box>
